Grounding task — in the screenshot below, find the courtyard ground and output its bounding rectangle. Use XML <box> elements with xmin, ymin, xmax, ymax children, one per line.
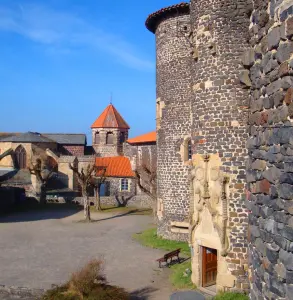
<box><xmin>0</xmin><ymin>205</ymin><xmax>174</xmax><ymax>299</ymax></box>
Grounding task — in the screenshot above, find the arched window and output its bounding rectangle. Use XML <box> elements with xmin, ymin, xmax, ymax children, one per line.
<box><xmin>120</xmin><ymin>132</ymin><xmax>126</xmax><ymax>143</ymax></box>
<box><xmin>95</xmin><ymin>132</ymin><xmax>100</xmax><ymax>144</ymax></box>
<box><xmin>106</xmin><ymin>132</ymin><xmax>114</xmax><ymax>145</ymax></box>
<box><xmin>15</xmin><ymin>145</ymin><xmax>27</xmax><ymax>169</ymax></box>
<box><xmin>183</xmin><ymin>138</ymin><xmax>192</xmax><ymax>162</ymax></box>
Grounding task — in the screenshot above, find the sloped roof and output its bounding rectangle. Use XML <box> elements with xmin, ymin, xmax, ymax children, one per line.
<box><xmin>43</xmin><ymin>134</ymin><xmax>86</xmax><ymax>145</ymax></box>
<box><xmin>127</xmin><ymin>131</ymin><xmax>156</xmax><ymax>144</ymax></box>
<box><xmin>91</xmin><ymin>104</ymin><xmax>130</xmax><ymax>129</ymax></box>
<box><xmin>146</xmin><ymin>2</ymin><xmax>190</xmax><ymax>33</ymax></box>
<box><xmin>0</xmin><ymin>132</ymin><xmax>56</xmax><ymax>143</ymax></box>
<box><xmin>95</xmin><ymin>156</ymin><xmax>135</xmax><ymax>178</ymax></box>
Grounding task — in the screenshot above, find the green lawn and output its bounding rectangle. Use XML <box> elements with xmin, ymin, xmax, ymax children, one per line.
<box><xmin>133</xmin><ymin>227</ymin><xmax>195</xmax><ymax>290</ymax></box>
<box><xmin>133</xmin><ymin>228</ymin><xmax>190</xmax><ymax>256</ymax></box>
<box><xmin>169</xmin><ymin>260</ymin><xmax>195</xmax><ymax>290</ymax></box>
<box><xmin>214</xmin><ymin>292</ymin><xmax>249</xmax><ymax>300</ymax></box>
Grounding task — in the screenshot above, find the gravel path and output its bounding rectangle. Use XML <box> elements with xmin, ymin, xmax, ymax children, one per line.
<box><xmin>0</xmin><ymin>208</ymin><xmax>174</xmax><ymax>299</ymax></box>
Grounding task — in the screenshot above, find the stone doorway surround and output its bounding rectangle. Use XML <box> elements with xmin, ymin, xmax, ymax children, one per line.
<box><xmin>189</xmin><ymin>154</ymin><xmax>236</xmax><ymax>292</ymax></box>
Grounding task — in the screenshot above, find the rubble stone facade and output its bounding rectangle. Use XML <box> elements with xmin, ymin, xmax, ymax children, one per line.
<box><xmin>147</xmin><ymin>4</ymin><xmax>193</xmax><ymax>241</ymax></box>
<box><xmin>245</xmin><ymin>1</ymin><xmax>293</xmax><ymax>299</ymax></box>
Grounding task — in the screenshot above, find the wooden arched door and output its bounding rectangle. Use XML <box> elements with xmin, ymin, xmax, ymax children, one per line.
<box><xmin>15</xmin><ymin>145</ymin><xmax>27</xmax><ymax>169</ymax></box>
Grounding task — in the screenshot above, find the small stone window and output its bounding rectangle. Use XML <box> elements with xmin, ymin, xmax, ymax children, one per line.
<box><xmin>183</xmin><ymin>138</ymin><xmax>192</xmax><ymax>162</ymax></box>
<box><xmin>120</xmin><ymin>132</ymin><xmax>126</xmax><ymax>143</ymax></box>
<box><xmin>188</xmin><ymin>140</ymin><xmax>192</xmax><ymax>160</ymax></box>
<box><xmin>95</xmin><ymin>132</ymin><xmax>100</xmax><ymax>144</ymax></box>
<box><xmin>120</xmin><ymin>178</ymin><xmax>129</xmax><ymax>191</ymax></box>
<box><xmin>106</xmin><ymin>132</ymin><xmax>114</xmax><ymax>145</ymax></box>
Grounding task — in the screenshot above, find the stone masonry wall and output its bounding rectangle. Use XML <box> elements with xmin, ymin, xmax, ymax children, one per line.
<box><xmin>59</xmin><ymin>145</ymin><xmax>84</xmax><ymax>156</ymax></box>
<box><xmin>245</xmin><ymin>0</ymin><xmax>293</xmax><ymax>299</ymax></box>
<box><xmin>189</xmin><ymin>0</ymin><xmax>252</xmax><ymax>291</ymax></box>
<box><xmin>155</xmin><ymin>11</ymin><xmax>193</xmax><ymax>241</ymax></box>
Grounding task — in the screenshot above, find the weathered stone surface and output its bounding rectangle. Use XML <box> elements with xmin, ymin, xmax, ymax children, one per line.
<box><xmin>283</xmin><ymin>226</ymin><xmax>293</xmax><ymax>242</ymax></box>
<box><xmin>239</xmin><ymin>70</ymin><xmax>252</xmax><ymax>86</ymax></box>
<box><xmin>266</xmin><ymin>243</ymin><xmax>279</xmax><ymax>263</ymax></box>
<box><xmin>280</xmin><ymin>173</ymin><xmax>293</xmax><ymax>184</ymax></box>
<box><xmin>279</xmin><ymin>249</ymin><xmax>293</xmax><ymax>270</ymax></box>
<box><xmin>286</xmin><ymin>17</ymin><xmax>293</xmax><ymax>38</ymax></box>
<box><xmin>279</xmin><ymin>183</ymin><xmax>293</xmax><ymax>200</ymax></box>
<box><xmin>276</xmin><ymin>42</ymin><xmax>293</xmax><ymax>63</ymax></box>
<box><xmin>263</xmin><ymin>166</ymin><xmax>282</xmax><ymax>183</ymax></box>
<box><xmin>242</xmin><ymin>48</ymin><xmax>256</xmax><ymax>67</ymax></box>
<box><xmin>251</xmin><ymin>159</ymin><xmax>267</xmax><ymax>170</ymax></box>
<box><xmin>267</xmin><ymin>27</ymin><xmax>281</xmax><ymax>50</ymax></box>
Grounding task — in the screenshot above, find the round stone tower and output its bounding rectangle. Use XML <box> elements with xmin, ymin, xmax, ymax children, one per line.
<box><xmin>188</xmin><ymin>0</ymin><xmax>252</xmax><ymax>292</ymax></box>
<box><xmin>146</xmin><ymin>3</ymin><xmax>192</xmax><ymax>241</ymax></box>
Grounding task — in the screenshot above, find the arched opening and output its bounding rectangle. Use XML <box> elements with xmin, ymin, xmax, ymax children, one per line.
<box><xmin>106</xmin><ymin>132</ymin><xmax>114</xmax><ymax>145</ymax></box>
<box><xmin>95</xmin><ymin>132</ymin><xmax>100</xmax><ymax>144</ymax></box>
<box><xmin>47</xmin><ymin>156</ymin><xmax>58</xmax><ymax>172</ymax></box>
<box><xmin>183</xmin><ymin>138</ymin><xmax>192</xmax><ymax>162</ymax></box>
<box><xmin>15</xmin><ymin>145</ymin><xmax>27</xmax><ymax>169</ymax></box>
<box><xmin>120</xmin><ymin>132</ymin><xmax>126</xmax><ymax>143</ymax></box>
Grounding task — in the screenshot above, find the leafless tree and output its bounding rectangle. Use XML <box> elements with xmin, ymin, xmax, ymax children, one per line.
<box><xmin>135</xmin><ymin>164</ymin><xmax>157</xmax><ymax>217</ymax></box>
<box><xmin>29</xmin><ymin>158</ymin><xmax>54</xmax><ymax>204</ymax></box>
<box><xmin>0</xmin><ymin>148</ymin><xmax>13</xmax><ymax>161</ymax></box>
<box><xmin>69</xmin><ymin>163</ymin><xmax>96</xmax><ymax>221</ymax></box>
<box><xmin>91</xmin><ymin>166</ymin><xmax>107</xmax><ymax>211</ymax></box>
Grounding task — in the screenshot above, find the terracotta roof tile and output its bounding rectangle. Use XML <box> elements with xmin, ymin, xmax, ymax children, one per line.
<box><xmin>145</xmin><ymin>2</ymin><xmax>190</xmax><ymax>33</ymax></box>
<box><xmin>95</xmin><ymin>156</ymin><xmax>134</xmax><ymax>178</ymax></box>
<box><xmin>127</xmin><ymin>131</ymin><xmax>156</xmax><ymax>144</ymax></box>
<box><xmin>91</xmin><ymin>104</ymin><xmax>130</xmax><ymax>129</ymax></box>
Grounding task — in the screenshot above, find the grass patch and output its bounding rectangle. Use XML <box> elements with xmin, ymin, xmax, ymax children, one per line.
<box><xmin>169</xmin><ymin>260</ymin><xmax>195</xmax><ymax>290</ymax></box>
<box><xmin>214</xmin><ymin>292</ymin><xmax>249</xmax><ymax>300</ymax></box>
<box><xmin>133</xmin><ymin>228</ymin><xmax>190</xmax><ymax>256</ymax></box>
<box><xmin>133</xmin><ymin>228</ymin><xmax>195</xmax><ymax>290</ymax></box>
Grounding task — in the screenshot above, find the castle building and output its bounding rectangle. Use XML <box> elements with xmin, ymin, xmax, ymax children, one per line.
<box><xmin>147</xmin><ymin>0</ymin><xmax>293</xmax><ymax>298</ymax></box>
<box><xmin>146</xmin><ymin>0</ymin><xmax>251</xmax><ymax>294</ymax></box>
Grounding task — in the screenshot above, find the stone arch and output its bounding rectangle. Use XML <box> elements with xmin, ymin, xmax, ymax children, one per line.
<box><xmin>106</xmin><ymin>132</ymin><xmax>114</xmax><ymax>145</ymax></box>
<box><xmin>15</xmin><ymin>145</ymin><xmax>27</xmax><ymax>169</ymax></box>
<box><xmin>95</xmin><ymin>132</ymin><xmax>100</xmax><ymax>144</ymax></box>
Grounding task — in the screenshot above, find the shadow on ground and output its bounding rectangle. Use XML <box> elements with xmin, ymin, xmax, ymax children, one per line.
<box><xmin>0</xmin><ymin>201</ymin><xmax>82</xmax><ymax>223</ymax></box>
<box><xmin>130</xmin><ymin>286</ymin><xmax>159</xmax><ymax>300</ymax></box>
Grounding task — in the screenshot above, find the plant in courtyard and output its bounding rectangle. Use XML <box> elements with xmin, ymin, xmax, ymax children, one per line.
<box><xmin>91</xmin><ymin>166</ymin><xmax>107</xmax><ymax>211</ymax></box>
<box><xmin>29</xmin><ymin>158</ymin><xmax>55</xmax><ymax>204</ymax></box>
<box><xmin>135</xmin><ymin>164</ymin><xmax>157</xmax><ymax>218</ymax></box>
<box><xmin>42</xmin><ymin>259</ymin><xmax>129</xmax><ymax>300</ymax></box>
<box><xmin>69</xmin><ymin>163</ymin><xmax>97</xmax><ymax>221</ymax></box>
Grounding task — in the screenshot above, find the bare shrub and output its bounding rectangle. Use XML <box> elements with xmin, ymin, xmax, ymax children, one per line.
<box><xmin>69</xmin><ymin>259</ymin><xmax>106</xmax><ymax>296</ymax></box>
<box><xmin>42</xmin><ymin>260</ymin><xmax>129</xmax><ymax>300</ymax></box>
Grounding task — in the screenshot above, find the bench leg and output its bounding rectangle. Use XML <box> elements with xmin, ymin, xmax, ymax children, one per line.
<box><xmin>159</xmin><ymin>261</ymin><xmax>161</xmax><ymax>268</ymax></box>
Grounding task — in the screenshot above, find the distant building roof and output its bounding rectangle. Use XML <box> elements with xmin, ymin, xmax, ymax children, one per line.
<box><xmin>0</xmin><ymin>132</ymin><xmax>86</xmax><ymax>145</ymax></box>
<box><xmin>127</xmin><ymin>131</ymin><xmax>156</xmax><ymax>144</ymax></box>
<box><xmin>43</xmin><ymin>134</ymin><xmax>86</xmax><ymax>145</ymax></box>
<box><xmin>146</xmin><ymin>2</ymin><xmax>190</xmax><ymax>33</ymax></box>
<box><xmin>91</xmin><ymin>104</ymin><xmax>130</xmax><ymax>129</ymax></box>
<box><xmin>0</xmin><ymin>132</ymin><xmax>56</xmax><ymax>143</ymax></box>
<box><xmin>95</xmin><ymin>156</ymin><xmax>134</xmax><ymax>178</ymax></box>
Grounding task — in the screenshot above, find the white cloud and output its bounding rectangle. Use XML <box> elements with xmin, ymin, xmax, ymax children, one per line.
<box><xmin>0</xmin><ymin>4</ymin><xmax>154</xmax><ymax>71</ymax></box>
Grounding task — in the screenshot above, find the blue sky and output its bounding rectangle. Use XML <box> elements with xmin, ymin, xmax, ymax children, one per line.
<box><xmin>0</xmin><ymin>0</ymin><xmax>182</xmax><ymax>144</ymax></box>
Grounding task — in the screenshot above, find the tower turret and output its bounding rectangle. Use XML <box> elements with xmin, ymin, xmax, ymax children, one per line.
<box><xmin>91</xmin><ymin>104</ymin><xmax>129</xmax><ymax>157</ymax></box>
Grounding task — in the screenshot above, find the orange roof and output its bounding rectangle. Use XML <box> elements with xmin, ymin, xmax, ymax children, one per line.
<box><xmin>95</xmin><ymin>156</ymin><xmax>135</xmax><ymax>178</ymax></box>
<box><xmin>127</xmin><ymin>131</ymin><xmax>156</xmax><ymax>144</ymax></box>
<box><xmin>91</xmin><ymin>104</ymin><xmax>130</xmax><ymax>129</ymax></box>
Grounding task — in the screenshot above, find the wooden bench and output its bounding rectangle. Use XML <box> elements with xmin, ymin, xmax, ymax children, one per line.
<box><xmin>156</xmin><ymin>248</ymin><xmax>181</xmax><ymax>268</ymax></box>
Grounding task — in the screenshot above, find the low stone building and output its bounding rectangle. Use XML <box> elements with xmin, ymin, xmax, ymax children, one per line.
<box><xmin>0</xmin><ymin>104</ymin><xmax>156</xmax><ymax>208</ymax></box>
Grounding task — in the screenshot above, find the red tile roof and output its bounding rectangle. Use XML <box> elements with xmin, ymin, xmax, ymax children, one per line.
<box><xmin>145</xmin><ymin>2</ymin><xmax>190</xmax><ymax>33</ymax></box>
<box><xmin>91</xmin><ymin>104</ymin><xmax>130</xmax><ymax>129</ymax></box>
<box><xmin>127</xmin><ymin>131</ymin><xmax>156</xmax><ymax>144</ymax></box>
<box><xmin>95</xmin><ymin>156</ymin><xmax>135</xmax><ymax>178</ymax></box>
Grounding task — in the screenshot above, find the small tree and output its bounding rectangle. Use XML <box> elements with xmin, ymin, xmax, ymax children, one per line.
<box><xmin>69</xmin><ymin>163</ymin><xmax>96</xmax><ymax>221</ymax></box>
<box><xmin>135</xmin><ymin>164</ymin><xmax>157</xmax><ymax>217</ymax></box>
<box><xmin>29</xmin><ymin>158</ymin><xmax>54</xmax><ymax>204</ymax></box>
<box><xmin>92</xmin><ymin>166</ymin><xmax>107</xmax><ymax>211</ymax></box>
